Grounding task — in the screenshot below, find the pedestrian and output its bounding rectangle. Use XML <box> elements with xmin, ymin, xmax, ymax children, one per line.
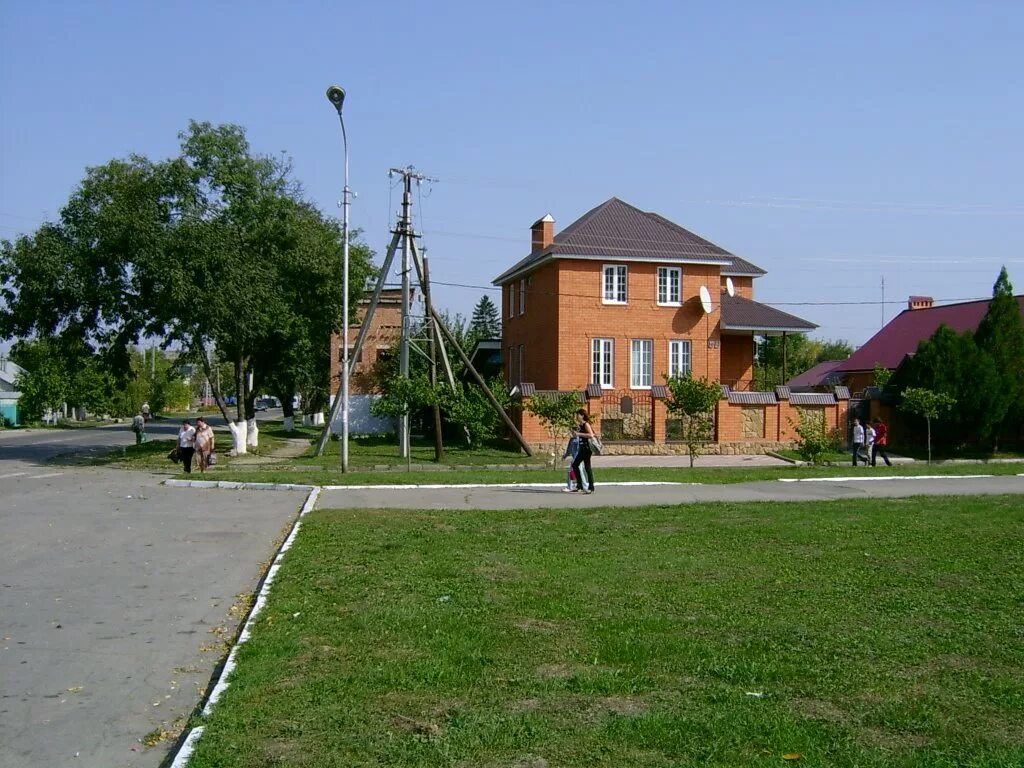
<box><xmin>561</xmin><ymin>433</ymin><xmax>588</xmax><ymax>492</ymax></box>
<box><xmin>864</xmin><ymin>421</ymin><xmax>876</xmax><ymax>465</ymax></box>
<box><xmin>194</xmin><ymin>417</ymin><xmax>216</xmax><ymax>472</ymax></box>
<box><xmin>569</xmin><ymin>409</ymin><xmax>596</xmax><ymax>494</ymax></box>
<box><xmin>178</xmin><ymin>419</ymin><xmax>197</xmax><ymax>474</ymax></box>
<box><xmin>851</xmin><ymin>418</ymin><xmax>867</xmax><ymax>466</ymax></box>
<box><xmin>131</xmin><ymin>411</ymin><xmax>146</xmax><ymax>445</ymax></box>
<box><xmin>141</xmin><ymin>402</ymin><xmax>151</xmax><ymax>422</ymax></box>
<box><xmin>871</xmin><ymin>417</ymin><xmax>893</xmax><ymax>466</ymax></box>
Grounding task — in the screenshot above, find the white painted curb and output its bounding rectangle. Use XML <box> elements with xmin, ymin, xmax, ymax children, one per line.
<box><xmin>167</xmin><ymin>487</ymin><xmax>320</xmax><ymax>766</ymax></box>
<box><xmin>164</xmin><ymin>479</ymin><xmax>316</xmax><ymax>492</ymax></box>
<box><xmin>778</xmin><ymin>474</ymin><xmax>997</xmax><ymax>483</ymax></box>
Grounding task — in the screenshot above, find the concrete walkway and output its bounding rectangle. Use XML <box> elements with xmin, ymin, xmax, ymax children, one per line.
<box><xmin>317</xmin><ymin>473</ymin><xmax>1024</xmax><ymax>511</ymax></box>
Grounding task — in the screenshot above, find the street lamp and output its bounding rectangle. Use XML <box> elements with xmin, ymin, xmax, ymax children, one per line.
<box><xmin>326</xmin><ymin>85</ymin><xmax>351</xmax><ymax>472</ymax></box>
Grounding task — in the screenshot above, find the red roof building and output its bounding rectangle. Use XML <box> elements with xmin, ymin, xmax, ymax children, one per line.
<box><xmin>835</xmin><ymin>294</ymin><xmax>1024</xmax><ymax>392</ymax></box>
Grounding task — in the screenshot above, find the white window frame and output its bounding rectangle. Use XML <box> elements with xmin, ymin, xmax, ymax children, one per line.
<box><xmin>602</xmin><ymin>264</ymin><xmax>628</xmax><ymax>304</ymax></box>
<box><xmin>630</xmin><ymin>339</ymin><xmax>653</xmax><ymax>389</ymax></box>
<box><xmin>519</xmin><ymin>278</ymin><xmax>526</xmax><ymax>315</ymax></box>
<box><xmin>591</xmin><ymin>338</ymin><xmax>614</xmax><ymax>389</ymax></box>
<box><xmin>668</xmin><ymin>339</ymin><xmax>692</xmax><ymax>378</ymax></box>
<box><xmin>657</xmin><ymin>266</ymin><xmax>682</xmax><ymax>306</ymax></box>
<box><xmin>508</xmin><ymin>284</ymin><xmax>515</xmax><ymax>319</ymax></box>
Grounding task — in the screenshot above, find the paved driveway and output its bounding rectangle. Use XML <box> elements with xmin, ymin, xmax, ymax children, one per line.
<box><xmin>0</xmin><ymin>450</ymin><xmax>305</xmax><ymax>768</ymax></box>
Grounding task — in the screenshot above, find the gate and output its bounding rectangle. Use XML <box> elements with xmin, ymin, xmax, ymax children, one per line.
<box><xmin>599</xmin><ymin>390</ymin><xmax>653</xmax><ymax>442</ymax></box>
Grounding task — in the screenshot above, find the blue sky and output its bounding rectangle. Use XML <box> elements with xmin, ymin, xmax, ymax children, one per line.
<box><xmin>2</xmin><ymin>0</ymin><xmax>1022</xmax><ymax>349</ymax></box>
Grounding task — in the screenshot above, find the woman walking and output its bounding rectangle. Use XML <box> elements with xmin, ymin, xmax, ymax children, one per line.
<box><xmin>194</xmin><ymin>417</ymin><xmax>216</xmax><ymax>473</ymax></box>
<box><xmin>569</xmin><ymin>409</ymin><xmax>596</xmax><ymax>494</ymax></box>
<box><xmin>178</xmin><ymin>419</ymin><xmax>196</xmax><ymax>474</ymax></box>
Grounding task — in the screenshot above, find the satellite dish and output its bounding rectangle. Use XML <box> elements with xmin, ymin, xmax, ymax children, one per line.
<box><xmin>725</xmin><ymin>277</ymin><xmax>735</xmax><ymax>297</ymax></box>
<box><xmin>699</xmin><ymin>285</ymin><xmax>713</xmax><ymax>314</ymax></box>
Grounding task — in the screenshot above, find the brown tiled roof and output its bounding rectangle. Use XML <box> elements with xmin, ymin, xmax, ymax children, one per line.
<box><xmin>720</xmin><ymin>294</ymin><xmax>817</xmax><ymax>333</ymax></box>
<box><xmin>789</xmin><ymin>392</ymin><xmax>837</xmax><ymax>406</ymax></box>
<box><xmin>728</xmin><ymin>391</ymin><xmax>777</xmax><ymax>405</ymax></box>
<box><xmin>494</xmin><ymin>198</ymin><xmax>762</xmax><ymax>284</ymax></box>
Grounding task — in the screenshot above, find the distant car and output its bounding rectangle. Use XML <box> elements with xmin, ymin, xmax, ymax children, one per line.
<box><xmin>254</xmin><ymin>401</ymin><xmax>269</xmax><ymax>412</ymax></box>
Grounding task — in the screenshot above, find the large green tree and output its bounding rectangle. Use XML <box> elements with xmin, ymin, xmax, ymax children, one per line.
<box><xmin>469</xmin><ymin>295</ymin><xmax>501</xmax><ymax>343</ymax></box>
<box><xmin>974</xmin><ymin>267</ymin><xmax>1024</xmax><ymax>445</ymax></box>
<box><xmin>0</xmin><ymin>121</ymin><xmax>373</xmax><ymax>452</ymax></box>
<box><xmin>754</xmin><ymin>335</ymin><xmax>853</xmax><ymax>389</ymax></box>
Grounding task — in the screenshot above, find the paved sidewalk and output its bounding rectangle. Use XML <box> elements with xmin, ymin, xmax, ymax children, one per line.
<box><xmin>317</xmin><ymin>474</ymin><xmax>1024</xmax><ymax>511</ymax></box>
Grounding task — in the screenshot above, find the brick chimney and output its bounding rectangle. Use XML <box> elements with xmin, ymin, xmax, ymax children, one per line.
<box><xmin>908</xmin><ymin>295</ymin><xmax>934</xmax><ymax>311</ymax></box>
<box><xmin>531</xmin><ymin>214</ymin><xmax>555</xmax><ymax>252</ymax></box>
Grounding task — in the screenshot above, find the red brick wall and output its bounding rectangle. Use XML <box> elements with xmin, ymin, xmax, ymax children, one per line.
<box><xmin>543</xmin><ymin>260</ymin><xmax>723</xmax><ymax>390</ymax></box>
<box><xmin>720</xmin><ymin>336</ymin><xmax>755</xmax><ymax>388</ymax></box>
<box><xmin>329</xmin><ymin>294</ymin><xmax>403</xmax><ymax>396</ymax></box>
<box><xmin>503</xmin><ymin>264</ymin><xmax>562</xmax><ymax>389</ymax></box>
<box><xmin>722</xmin><ymin>275</ymin><xmax>755</xmax><ymax>299</ymax></box>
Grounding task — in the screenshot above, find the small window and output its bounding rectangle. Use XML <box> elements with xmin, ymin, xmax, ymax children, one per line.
<box><xmin>630</xmin><ymin>339</ymin><xmax>653</xmax><ymax>388</ymax></box>
<box><xmin>508</xmin><ymin>284</ymin><xmax>515</xmax><ymax>319</ymax></box>
<box><xmin>340</xmin><ymin>346</ymin><xmax>362</xmax><ymax>365</ymax></box>
<box><xmin>518</xmin><ymin>344</ymin><xmax>525</xmax><ymax>382</ymax></box>
<box><xmin>592</xmin><ymin>338</ymin><xmax>614</xmax><ymax>388</ymax></box>
<box><xmin>508</xmin><ymin>345</ymin><xmax>515</xmax><ymax>383</ymax></box>
<box><xmin>519</xmin><ymin>278</ymin><xmax>526</xmax><ymax>315</ymax></box>
<box><xmin>668</xmin><ymin>340</ymin><xmax>692</xmax><ymax>378</ymax></box>
<box><xmin>657</xmin><ymin>267</ymin><xmax>682</xmax><ymax>305</ymax></box>
<box><xmin>602</xmin><ymin>265</ymin><xmax>627</xmax><ymax>304</ymax></box>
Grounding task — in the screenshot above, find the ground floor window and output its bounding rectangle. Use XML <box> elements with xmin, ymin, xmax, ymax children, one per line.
<box><xmin>668</xmin><ymin>339</ymin><xmax>692</xmax><ymax>378</ymax></box>
<box><xmin>630</xmin><ymin>339</ymin><xmax>653</xmax><ymax>388</ymax></box>
<box><xmin>592</xmin><ymin>338</ymin><xmax>614</xmax><ymax>388</ymax></box>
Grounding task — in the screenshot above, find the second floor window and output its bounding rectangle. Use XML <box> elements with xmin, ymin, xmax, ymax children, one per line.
<box><xmin>669</xmin><ymin>340</ymin><xmax>692</xmax><ymax>378</ymax></box>
<box><xmin>508</xmin><ymin>284</ymin><xmax>515</xmax><ymax>319</ymax></box>
<box><xmin>603</xmin><ymin>265</ymin><xmax>627</xmax><ymax>304</ymax></box>
<box><xmin>508</xmin><ymin>345</ymin><xmax>515</xmax><ymax>383</ymax></box>
<box><xmin>631</xmin><ymin>339</ymin><xmax>653</xmax><ymax>388</ymax></box>
<box><xmin>519</xmin><ymin>279</ymin><xmax>526</xmax><ymax>315</ymax></box>
<box><xmin>657</xmin><ymin>267</ymin><xmax>681</xmax><ymax>305</ymax></box>
<box><xmin>592</xmin><ymin>338</ymin><xmax>614</xmax><ymax>389</ymax></box>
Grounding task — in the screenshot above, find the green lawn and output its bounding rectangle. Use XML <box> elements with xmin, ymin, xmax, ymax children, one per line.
<box><xmin>298</xmin><ymin>434</ymin><xmax>551</xmax><ymax>469</ymax></box>
<box><xmin>189</xmin><ymin>496</ymin><xmax>1024</xmax><ymax>767</ymax></box>
<box><xmin>203</xmin><ymin>461</ymin><xmax>1024</xmax><ymax>487</ymax></box>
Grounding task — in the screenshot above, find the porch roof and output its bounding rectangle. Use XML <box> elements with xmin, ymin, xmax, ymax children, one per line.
<box><xmin>720</xmin><ymin>294</ymin><xmax>817</xmax><ymax>334</ymax></box>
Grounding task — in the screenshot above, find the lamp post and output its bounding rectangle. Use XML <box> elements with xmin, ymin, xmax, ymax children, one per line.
<box><xmin>326</xmin><ymin>85</ymin><xmax>351</xmax><ymax>472</ymax></box>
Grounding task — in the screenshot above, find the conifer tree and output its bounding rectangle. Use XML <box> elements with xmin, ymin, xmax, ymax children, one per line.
<box><xmin>974</xmin><ymin>267</ymin><xmax>1024</xmax><ymax>446</ymax></box>
<box><xmin>469</xmin><ymin>295</ymin><xmax>501</xmax><ymax>343</ymax></box>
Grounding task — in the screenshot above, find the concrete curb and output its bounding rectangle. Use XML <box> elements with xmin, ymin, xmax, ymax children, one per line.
<box><xmin>164</xmin><ymin>479</ymin><xmax>316</xmax><ymax>492</ymax></box>
<box><xmin>165</xmin><ymin>487</ymin><xmax>320</xmax><ymax>767</ymax></box>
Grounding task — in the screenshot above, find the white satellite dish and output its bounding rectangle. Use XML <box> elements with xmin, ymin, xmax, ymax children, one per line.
<box><xmin>699</xmin><ymin>284</ymin><xmax>713</xmax><ymax>314</ymax></box>
<box><xmin>725</xmin><ymin>277</ymin><xmax>735</xmax><ymax>297</ymax></box>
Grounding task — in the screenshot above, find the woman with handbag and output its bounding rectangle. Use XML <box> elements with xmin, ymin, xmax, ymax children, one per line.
<box><xmin>194</xmin><ymin>417</ymin><xmax>216</xmax><ymax>473</ymax></box>
<box><xmin>569</xmin><ymin>409</ymin><xmax>596</xmax><ymax>494</ymax></box>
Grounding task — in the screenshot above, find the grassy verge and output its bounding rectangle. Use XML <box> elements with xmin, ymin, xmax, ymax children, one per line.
<box><xmin>298</xmin><ymin>434</ymin><xmax>551</xmax><ymax>468</ymax></box>
<box><xmin>189</xmin><ymin>496</ymin><xmax>1024</xmax><ymax>767</ymax></box>
<box><xmin>202</xmin><ymin>461</ymin><xmax>1024</xmax><ymax>487</ymax></box>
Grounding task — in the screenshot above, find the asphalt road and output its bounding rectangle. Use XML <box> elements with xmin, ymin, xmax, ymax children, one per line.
<box><xmin>0</xmin><ymin>428</ymin><xmax>305</xmax><ymax>768</ymax></box>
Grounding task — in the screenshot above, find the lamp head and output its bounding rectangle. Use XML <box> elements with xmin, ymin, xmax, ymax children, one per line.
<box><xmin>326</xmin><ymin>85</ymin><xmax>346</xmax><ymax>112</ymax></box>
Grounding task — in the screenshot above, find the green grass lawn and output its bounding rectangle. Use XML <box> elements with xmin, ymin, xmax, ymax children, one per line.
<box><xmin>204</xmin><ymin>461</ymin><xmax>1024</xmax><ymax>487</ymax></box>
<box><xmin>189</xmin><ymin>496</ymin><xmax>1024</xmax><ymax>768</ymax></box>
<box><xmin>299</xmin><ymin>434</ymin><xmax>551</xmax><ymax>469</ymax></box>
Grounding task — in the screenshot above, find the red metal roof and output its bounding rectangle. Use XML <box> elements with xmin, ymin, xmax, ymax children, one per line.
<box><xmin>836</xmin><ymin>295</ymin><xmax>1024</xmax><ymax>372</ymax></box>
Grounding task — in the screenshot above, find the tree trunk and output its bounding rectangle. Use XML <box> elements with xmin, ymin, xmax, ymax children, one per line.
<box><xmin>926</xmin><ymin>417</ymin><xmax>932</xmax><ymax>464</ymax></box>
<box><xmin>231</xmin><ymin>356</ymin><xmax>248</xmax><ymax>455</ymax></box>
<box><xmin>278</xmin><ymin>386</ymin><xmax>296</xmax><ymax>432</ymax></box>
<box><xmin>244</xmin><ymin>383</ymin><xmax>258</xmax><ymax>449</ymax></box>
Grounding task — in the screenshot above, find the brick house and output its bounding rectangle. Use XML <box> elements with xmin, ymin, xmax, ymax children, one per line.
<box><xmin>492</xmin><ymin>198</ymin><xmax>842</xmax><ymax>451</ymax></box>
<box><xmin>328</xmin><ymin>288</ymin><xmax>407</xmax><ymax>433</ymax></box>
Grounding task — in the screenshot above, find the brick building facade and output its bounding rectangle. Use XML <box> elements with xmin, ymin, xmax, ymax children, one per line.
<box><xmin>492</xmin><ymin>198</ymin><xmax>840</xmax><ymax>451</ymax></box>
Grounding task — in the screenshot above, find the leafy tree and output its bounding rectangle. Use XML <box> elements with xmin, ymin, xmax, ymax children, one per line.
<box><xmin>974</xmin><ymin>267</ymin><xmax>1024</xmax><ymax>447</ymax></box>
<box><xmin>900</xmin><ymin>387</ymin><xmax>956</xmax><ymax>464</ymax></box>
<box><xmin>873</xmin><ymin>364</ymin><xmax>892</xmax><ymax>390</ymax></box>
<box><xmin>665</xmin><ymin>374</ymin><xmax>722</xmax><ymax>468</ymax></box>
<box><xmin>0</xmin><ymin>121</ymin><xmax>373</xmax><ymax>453</ymax></box>
<box><xmin>790</xmin><ymin>409</ymin><xmax>841</xmax><ymax>465</ymax></box>
<box><xmin>14</xmin><ymin>354</ymin><xmax>70</xmax><ymax>424</ymax></box>
<box><xmin>900</xmin><ymin>324</ymin><xmax>1000</xmax><ymax>447</ymax></box>
<box><xmin>754</xmin><ymin>335</ymin><xmax>853</xmax><ymax>389</ymax></box>
<box><xmin>526</xmin><ymin>391</ymin><xmax>582</xmax><ymax>463</ymax></box>
<box><xmin>469</xmin><ymin>295</ymin><xmax>501</xmax><ymax>343</ymax></box>
<box><xmin>436</xmin><ymin>377</ymin><xmax>511</xmax><ymax>447</ymax></box>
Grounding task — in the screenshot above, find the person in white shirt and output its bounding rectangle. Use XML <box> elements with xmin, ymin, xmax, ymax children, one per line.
<box><xmin>864</xmin><ymin>422</ymin><xmax>876</xmax><ymax>466</ymax></box>
<box><xmin>178</xmin><ymin>419</ymin><xmax>197</xmax><ymax>474</ymax></box>
<box><xmin>852</xmin><ymin>419</ymin><xmax>867</xmax><ymax>466</ymax></box>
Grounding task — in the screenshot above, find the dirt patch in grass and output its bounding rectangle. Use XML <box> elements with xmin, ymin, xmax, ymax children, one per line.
<box><xmin>596</xmin><ymin>696</ymin><xmax>649</xmax><ymax>717</ymax></box>
<box><xmin>513</xmin><ymin>617</ymin><xmax>561</xmax><ymax>633</ymax></box>
<box><xmin>860</xmin><ymin>725</ymin><xmax>932</xmax><ymax>750</ymax></box>
<box><xmin>790</xmin><ymin>697</ymin><xmax>850</xmax><ymax>724</ymax></box>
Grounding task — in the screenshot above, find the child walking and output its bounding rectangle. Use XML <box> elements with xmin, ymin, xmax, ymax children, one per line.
<box><xmin>562</xmin><ymin>434</ymin><xmax>588</xmax><ymax>492</ymax></box>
